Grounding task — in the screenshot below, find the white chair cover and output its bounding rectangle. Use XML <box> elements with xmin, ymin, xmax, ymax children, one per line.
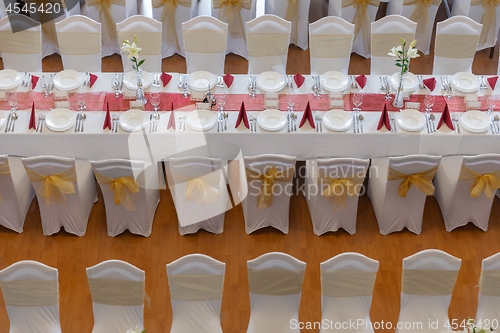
<box><xmin>246</xmin><ymin>14</ymin><xmax>291</xmax><ymax>75</ymax></box>
<box><xmin>476</xmin><ymin>252</ymin><xmax>500</xmax><ymax>328</ymax></box>
<box><xmin>21</xmin><ymin>156</ymin><xmax>97</xmax><ymax>237</ymax></box>
<box><xmin>247</xmin><ymin>252</ymin><xmax>306</xmax><ymax>333</ymax></box>
<box><xmin>0</xmin><ymin>15</ymin><xmax>42</xmax><ymax>72</ymax></box>
<box><xmin>86</xmin><ymin>260</ymin><xmax>146</xmax><ymax>333</ymax></box>
<box><xmin>387</xmin><ymin>0</ymin><xmax>441</xmax><ymax>55</ymax></box>
<box><xmin>434</xmin><ymin>154</ymin><xmax>500</xmax><ymax>232</ymax></box>
<box><xmin>166</xmin><ymin>156</ymin><xmax>229</xmax><ymax>235</ymax></box>
<box><xmin>370</xmin><ymin>15</ymin><xmax>416</xmax><ymax>75</ymax></box>
<box><xmin>166</xmin><ymin>254</ymin><xmax>225</xmax><ymax>333</ymax></box>
<box><xmin>432</xmin><ymin>16</ymin><xmax>482</xmax><ymax>75</ymax></box>
<box><xmin>0</xmin><ymin>260</ymin><xmax>61</xmax><ymax>333</ymax></box>
<box><xmin>240</xmin><ymin>154</ymin><xmax>296</xmax><ymax>234</ymax></box>
<box><xmin>395</xmin><ymin>249</ymin><xmax>461</xmax><ymax>333</ymax></box>
<box><xmin>91</xmin><ymin>159</ymin><xmax>160</xmax><ymax>237</ymax></box>
<box><xmin>367</xmin><ymin>155</ymin><xmax>441</xmax><ymax>235</ymax></box>
<box><xmin>305</xmin><ymin>158</ymin><xmax>369</xmax><ymax>235</ymax></box>
<box><xmin>117</xmin><ymin>15</ymin><xmax>162</xmax><ymax>73</ymax></box>
<box><xmin>56</xmin><ymin>15</ymin><xmax>102</xmax><ymax>72</ymax></box>
<box><xmin>309</xmin><ymin>16</ymin><xmax>354</xmax><ymax>75</ymax></box>
<box><xmin>320</xmin><ymin>253</ymin><xmax>379</xmax><ymax>333</ymax></box>
<box><xmin>182</xmin><ymin>16</ymin><xmax>228</xmax><ymax>74</ymax></box>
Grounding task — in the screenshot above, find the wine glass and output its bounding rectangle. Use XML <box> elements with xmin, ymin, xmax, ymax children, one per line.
<box><xmin>217</xmin><ymin>92</ymin><xmax>226</xmax><ymax>112</ymax></box>
<box><xmin>7</xmin><ymin>92</ymin><xmax>17</xmax><ymax>111</ymax></box>
<box><xmin>424</xmin><ymin>95</ymin><xmax>435</xmax><ymax>114</ymax></box>
<box><xmin>112</xmin><ymin>75</ymin><xmax>121</xmax><ymax>98</ymax></box>
<box><xmin>42</xmin><ymin>76</ymin><xmax>50</xmax><ymax>97</ymax></box>
<box><xmin>487</xmin><ymin>94</ymin><xmax>499</xmax><ymax>115</ymax></box>
<box><xmin>150</xmin><ymin>93</ymin><xmax>160</xmax><ymax>112</ymax></box>
<box><xmin>287</xmin><ymin>92</ymin><xmax>296</xmax><ymax>112</ymax></box>
<box><xmin>352</xmin><ymin>93</ymin><xmax>363</xmax><ymax>112</ymax></box>
<box><xmin>77</xmin><ymin>93</ymin><xmax>86</xmax><ymax>111</ymax></box>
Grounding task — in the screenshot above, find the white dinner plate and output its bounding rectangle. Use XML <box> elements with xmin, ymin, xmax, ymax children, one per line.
<box><xmin>322</xmin><ymin>109</ymin><xmax>352</xmax><ymax>131</ymax></box>
<box><xmin>396</xmin><ymin>109</ymin><xmax>426</xmax><ymax>132</ymax></box>
<box><xmin>119</xmin><ymin>109</ymin><xmax>149</xmax><ymax>132</ymax></box>
<box><xmin>44</xmin><ymin>108</ymin><xmax>76</xmax><ymax>132</ymax></box>
<box><xmin>321</xmin><ymin>71</ymin><xmax>349</xmax><ymax>92</ymax></box>
<box><xmin>0</xmin><ymin>111</ymin><xmax>5</xmax><ymax>128</ymax></box>
<box><xmin>459</xmin><ymin>111</ymin><xmax>490</xmax><ymax>133</ymax></box>
<box><xmin>53</xmin><ymin>70</ymin><xmax>83</xmax><ymax>91</ymax></box>
<box><xmin>390</xmin><ymin>72</ymin><xmax>418</xmax><ymax>92</ymax></box>
<box><xmin>256</xmin><ymin>71</ymin><xmax>286</xmax><ymax>92</ymax></box>
<box><xmin>0</xmin><ymin>69</ymin><xmax>22</xmax><ymax>90</ymax></box>
<box><xmin>123</xmin><ymin>71</ymin><xmax>153</xmax><ymax>90</ymax></box>
<box><xmin>186</xmin><ymin>109</ymin><xmax>217</xmax><ymax>131</ymax></box>
<box><xmin>451</xmin><ymin>72</ymin><xmax>480</xmax><ymax>93</ymax></box>
<box><xmin>257</xmin><ymin>109</ymin><xmax>287</xmax><ymax>131</ymax></box>
<box><xmin>188</xmin><ymin>71</ymin><xmax>216</xmax><ymax>92</ymax></box>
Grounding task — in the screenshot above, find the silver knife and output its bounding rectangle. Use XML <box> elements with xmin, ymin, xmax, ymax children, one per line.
<box><xmin>4</xmin><ymin>112</ymin><xmax>11</xmax><ymax>133</ymax></box>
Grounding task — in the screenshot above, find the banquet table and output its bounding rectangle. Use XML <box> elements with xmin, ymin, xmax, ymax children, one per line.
<box><xmin>0</xmin><ymin>72</ymin><xmax>499</xmax><ymax>162</ymax></box>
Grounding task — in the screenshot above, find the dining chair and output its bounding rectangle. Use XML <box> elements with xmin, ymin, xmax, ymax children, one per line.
<box><xmin>475</xmin><ymin>252</ymin><xmax>500</xmax><ymax>328</ymax></box>
<box><xmin>86</xmin><ymin>260</ymin><xmax>146</xmax><ymax>333</ymax></box>
<box><xmin>395</xmin><ymin>249</ymin><xmax>461</xmax><ymax>333</ymax></box>
<box><xmin>166</xmin><ymin>254</ymin><xmax>225</xmax><ymax>333</ymax></box>
<box><xmin>309</xmin><ymin>16</ymin><xmax>354</xmax><ymax>75</ymax></box>
<box><xmin>56</xmin><ymin>15</ymin><xmax>102</xmax><ymax>72</ymax></box>
<box><xmin>370</xmin><ymin>15</ymin><xmax>416</xmax><ymax>76</ymax></box>
<box><xmin>0</xmin><ymin>260</ymin><xmax>62</xmax><ymax>333</ymax></box>
<box><xmin>0</xmin><ymin>155</ymin><xmax>34</xmax><ymax>233</ymax></box>
<box><xmin>91</xmin><ymin>159</ymin><xmax>160</xmax><ymax>237</ymax></box>
<box><xmin>166</xmin><ymin>156</ymin><xmax>229</xmax><ymax>235</ymax></box>
<box><xmin>21</xmin><ymin>156</ymin><xmax>97</xmax><ymax>237</ymax></box>
<box><xmin>182</xmin><ymin>16</ymin><xmax>228</xmax><ymax>74</ymax></box>
<box><xmin>246</xmin><ymin>14</ymin><xmax>291</xmax><ymax>75</ymax></box>
<box><xmin>246</xmin><ymin>252</ymin><xmax>306</xmax><ymax>333</ymax></box>
<box><xmin>434</xmin><ymin>154</ymin><xmax>500</xmax><ymax>232</ymax></box>
<box><xmin>432</xmin><ymin>16</ymin><xmax>482</xmax><ymax>75</ymax></box>
<box><xmin>305</xmin><ymin>158</ymin><xmax>369</xmax><ymax>236</ymax></box>
<box><xmin>0</xmin><ymin>15</ymin><xmax>42</xmax><ymax>72</ymax></box>
<box><xmin>386</xmin><ymin>0</ymin><xmax>441</xmax><ymax>55</ymax></box>
<box><xmin>320</xmin><ymin>253</ymin><xmax>379</xmax><ymax>333</ymax></box>
<box><xmin>367</xmin><ymin>155</ymin><xmax>441</xmax><ymax>235</ymax></box>
<box><xmin>241</xmin><ymin>154</ymin><xmax>296</xmax><ymax>234</ymax></box>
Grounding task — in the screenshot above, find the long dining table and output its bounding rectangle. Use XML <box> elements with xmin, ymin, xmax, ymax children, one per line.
<box><xmin>0</xmin><ymin>72</ymin><xmax>499</xmax><ymax>162</ymax></box>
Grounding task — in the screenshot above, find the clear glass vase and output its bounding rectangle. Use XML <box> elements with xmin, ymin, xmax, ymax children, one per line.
<box><xmin>392</xmin><ymin>70</ymin><xmax>406</xmax><ymax>108</ymax></box>
<box><xmin>135</xmin><ymin>67</ymin><xmax>146</xmax><ymax>105</ymax></box>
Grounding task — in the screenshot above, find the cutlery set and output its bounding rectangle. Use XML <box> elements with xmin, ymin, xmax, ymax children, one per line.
<box><xmin>418</xmin><ymin>75</ymin><xmax>425</xmax><ymax>89</ymax></box>
<box><xmin>350</xmin><ymin>75</ymin><xmax>359</xmax><ymax>89</ymax></box>
<box><xmin>425</xmin><ymin>113</ymin><xmax>436</xmax><ymax>133</ymax></box>
<box><xmin>111</xmin><ymin>116</ymin><xmax>119</xmax><ymax>133</ymax></box>
<box><xmin>36</xmin><ymin>115</ymin><xmax>45</xmax><ymax>133</ymax></box>
<box><xmin>75</xmin><ymin>112</ymin><xmax>86</xmax><ymax>133</ymax></box>
<box><xmin>149</xmin><ymin>113</ymin><xmax>160</xmax><ymax>133</ymax></box>
<box><xmin>217</xmin><ymin>74</ymin><xmax>224</xmax><ymax>88</ymax></box>
<box><xmin>4</xmin><ymin>111</ymin><xmax>18</xmax><ymax>133</ymax></box>
<box><xmin>352</xmin><ymin>113</ymin><xmax>363</xmax><ymax>133</ymax></box>
<box><xmin>315</xmin><ymin>114</ymin><xmax>323</xmax><ymax>132</ymax></box>
<box><xmin>249</xmin><ymin>115</ymin><xmax>257</xmax><ymax>133</ymax></box>
<box><xmin>479</xmin><ymin>76</ymin><xmax>488</xmax><ymax>90</ymax></box>
<box><xmin>217</xmin><ymin>112</ymin><xmax>228</xmax><ymax>132</ymax></box>
<box><xmin>286</xmin><ymin>75</ymin><xmax>294</xmax><ymax>89</ymax></box>
<box><xmin>179</xmin><ymin>74</ymin><xmax>189</xmax><ymax>98</ymax></box>
<box><xmin>490</xmin><ymin>114</ymin><xmax>499</xmax><ymax>134</ymax></box>
<box><xmin>21</xmin><ymin>73</ymin><xmax>31</xmax><ymax>88</ymax></box>
<box><xmin>287</xmin><ymin>112</ymin><xmax>297</xmax><ymax>132</ymax></box>
<box><xmin>178</xmin><ymin>115</ymin><xmax>187</xmax><ymax>131</ymax></box>
<box><xmin>389</xmin><ymin>114</ymin><xmax>397</xmax><ymax>133</ymax></box>
<box><xmin>379</xmin><ymin>76</ymin><xmax>391</xmax><ymax>100</ymax></box>
<box><xmin>83</xmin><ymin>73</ymin><xmax>91</xmax><ymax>87</ymax></box>
<box><xmin>440</xmin><ymin>76</ymin><xmax>453</xmax><ymax>99</ymax></box>
<box><xmin>312</xmin><ymin>75</ymin><xmax>322</xmax><ymax>99</ymax></box>
<box><xmin>248</xmin><ymin>76</ymin><xmax>257</xmax><ymax>98</ymax></box>
<box><xmin>152</xmin><ymin>73</ymin><xmax>161</xmax><ymax>87</ymax></box>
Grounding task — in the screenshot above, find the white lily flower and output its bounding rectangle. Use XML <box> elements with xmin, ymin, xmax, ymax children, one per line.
<box><xmin>388</xmin><ymin>45</ymin><xmax>402</xmax><ymax>57</ymax></box>
<box><xmin>407</xmin><ymin>46</ymin><xmax>420</xmax><ymax>59</ymax></box>
<box><xmin>126</xmin><ymin>326</ymin><xmax>143</xmax><ymax>333</ymax></box>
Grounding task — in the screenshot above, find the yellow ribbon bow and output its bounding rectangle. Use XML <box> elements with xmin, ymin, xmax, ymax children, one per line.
<box><xmin>94</xmin><ymin>172</ymin><xmax>140</xmax><ymax>211</ymax></box>
<box><xmin>459</xmin><ymin>165</ymin><xmax>500</xmax><ymax>200</ymax></box>
<box><xmin>246</xmin><ymin>166</ymin><xmax>295</xmax><ymax>210</ymax></box>
<box><xmin>319</xmin><ymin>176</ymin><xmax>365</xmax><ymax>212</ymax></box>
<box><xmin>33</xmin><ymin>0</ymin><xmax>66</xmax><ymax>48</ymax></box>
<box><xmin>387</xmin><ymin>166</ymin><xmax>438</xmax><ymax>198</ymax></box>
<box><xmin>171</xmin><ymin>169</ymin><xmax>221</xmax><ymax>205</ymax></box>
<box><xmin>87</xmin><ymin>0</ymin><xmax>125</xmax><ymax>40</ymax></box>
<box><xmin>25</xmin><ymin>167</ymin><xmax>77</xmax><ymax>206</ymax></box>
<box><xmin>213</xmin><ymin>0</ymin><xmax>251</xmax><ymax>38</ymax></box>
<box><xmin>152</xmin><ymin>0</ymin><xmax>191</xmax><ymax>52</ymax></box>
<box><xmin>342</xmin><ymin>0</ymin><xmax>381</xmax><ymax>54</ymax></box>
<box><xmin>471</xmin><ymin>0</ymin><xmax>500</xmax><ymax>46</ymax></box>
<box><xmin>404</xmin><ymin>0</ymin><xmax>442</xmax><ymax>35</ymax></box>
<box><xmin>0</xmin><ymin>161</ymin><xmax>11</xmax><ymax>204</ymax></box>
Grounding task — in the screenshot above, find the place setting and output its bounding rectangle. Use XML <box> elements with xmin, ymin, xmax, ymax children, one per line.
<box><xmin>187</xmin><ymin>71</ymin><xmax>217</xmax><ymax>100</ymax></box>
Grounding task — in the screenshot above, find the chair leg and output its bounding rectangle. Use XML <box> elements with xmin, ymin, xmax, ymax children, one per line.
<box><xmin>490</xmin><ymin>46</ymin><xmax>495</xmax><ymax>59</ymax></box>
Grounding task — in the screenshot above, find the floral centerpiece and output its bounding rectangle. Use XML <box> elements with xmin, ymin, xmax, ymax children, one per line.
<box><xmin>121</xmin><ymin>35</ymin><xmax>146</xmax><ymax>104</ymax></box>
<box><xmin>388</xmin><ymin>38</ymin><xmax>419</xmax><ymax>108</ymax></box>
<box><xmin>126</xmin><ymin>326</ymin><xmax>145</xmax><ymax>333</ymax></box>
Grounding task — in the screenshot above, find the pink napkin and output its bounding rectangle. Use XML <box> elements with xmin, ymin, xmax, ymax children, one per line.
<box><xmin>161</xmin><ymin>73</ymin><xmax>172</xmax><ymax>87</ymax></box>
<box><xmin>299</xmin><ymin>101</ymin><xmax>315</xmax><ymax>128</ymax></box>
<box><xmin>437</xmin><ymin>103</ymin><xmax>454</xmax><ymax>130</ymax></box>
<box><xmin>356</xmin><ymin>75</ymin><xmax>367</xmax><ymax>89</ymax></box>
<box><xmin>423</xmin><ymin>77</ymin><xmax>436</xmax><ymax>91</ymax></box>
<box><xmin>89</xmin><ymin>74</ymin><xmax>98</xmax><ymax>88</ymax></box>
<box><xmin>103</xmin><ymin>102</ymin><xmax>111</xmax><ymax>129</ymax></box>
<box><xmin>235</xmin><ymin>101</ymin><xmax>249</xmax><ymax>128</ymax></box>
<box><xmin>29</xmin><ymin>102</ymin><xmax>36</xmax><ymax>130</ymax></box>
<box><xmin>294</xmin><ymin>74</ymin><xmax>305</xmax><ymax>88</ymax></box>
<box><xmin>167</xmin><ymin>102</ymin><xmax>176</xmax><ymax>129</ymax></box>
<box><xmin>488</xmin><ymin>76</ymin><xmax>499</xmax><ymax>90</ymax></box>
<box><xmin>223</xmin><ymin>74</ymin><xmax>234</xmax><ymax>88</ymax></box>
<box><xmin>31</xmin><ymin>75</ymin><xmax>39</xmax><ymax>89</ymax></box>
<box><xmin>377</xmin><ymin>103</ymin><xmax>391</xmax><ymax>131</ymax></box>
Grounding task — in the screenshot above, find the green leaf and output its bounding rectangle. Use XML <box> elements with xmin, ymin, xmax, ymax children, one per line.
<box><xmin>395</xmin><ymin>63</ymin><xmax>402</xmax><ymax>67</ymax></box>
<box><xmin>137</xmin><ymin>59</ymin><xmax>145</xmax><ymax>67</ymax></box>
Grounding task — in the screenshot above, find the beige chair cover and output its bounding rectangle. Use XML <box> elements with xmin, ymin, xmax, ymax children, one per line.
<box><xmin>321</xmin><ymin>270</ymin><xmax>376</xmax><ymax>297</ymax></box>
<box><xmin>0</xmin><ymin>280</ymin><xmax>59</xmax><ymax>306</ymax></box>
<box><xmin>248</xmin><ymin>268</ymin><xmax>304</xmax><ymax>295</ymax></box>
<box><xmin>168</xmin><ymin>274</ymin><xmax>224</xmax><ymax>301</ymax></box>
<box><xmin>402</xmin><ymin>269</ymin><xmax>458</xmax><ymax>295</ymax></box>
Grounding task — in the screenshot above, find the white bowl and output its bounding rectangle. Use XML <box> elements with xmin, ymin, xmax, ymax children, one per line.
<box><xmin>119</xmin><ymin>109</ymin><xmax>149</xmax><ymax>132</ymax></box>
<box><xmin>321</xmin><ymin>71</ymin><xmax>349</xmax><ymax>92</ymax></box>
<box><xmin>322</xmin><ymin>109</ymin><xmax>352</xmax><ymax>131</ymax></box>
<box><xmin>186</xmin><ymin>109</ymin><xmax>217</xmax><ymax>131</ymax></box>
<box><xmin>396</xmin><ymin>109</ymin><xmax>426</xmax><ymax>132</ymax></box>
<box><xmin>459</xmin><ymin>111</ymin><xmax>490</xmax><ymax>133</ymax></box>
<box><xmin>451</xmin><ymin>72</ymin><xmax>480</xmax><ymax>93</ymax></box>
<box><xmin>44</xmin><ymin>108</ymin><xmax>76</xmax><ymax>132</ymax></box>
<box><xmin>0</xmin><ymin>69</ymin><xmax>22</xmax><ymax>90</ymax></box>
<box><xmin>256</xmin><ymin>72</ymin><xmax>286</xmax><ymax>92</ymax></box>
<box><xmin>390</xmin><ymin>72</ymin><xmax>418</xmax><ymax>92</ymax></box>
<box><xmin>257</xmin><ymin>109</ymin><xmax>287</xmax><ymax>131</ymax></box>
<box><xmin>123</xmin><ymin>71</ymin><xmax>153</xmax><ymax>90</ymax></box>
<box><xmin>53</xmin><ymin>70</ymin><xmax>83</xmax><ymax>91</ymax></box>
<box><xmin>188</xmin><ymin>71</ymin><xmax>216</xmax><ymax>92</ymax></box>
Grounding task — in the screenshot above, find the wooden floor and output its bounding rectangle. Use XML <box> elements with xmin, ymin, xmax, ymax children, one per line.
<box><xmin>2</xmin><ymin>7</ymin><xmax>500</xmax><ymax>333</ymax></box>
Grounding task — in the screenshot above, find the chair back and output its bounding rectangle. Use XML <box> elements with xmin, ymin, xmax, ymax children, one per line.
<box><xmin>476</xmin><ymin>252</ymin><xmax>500</xmax><ymax>327</ymax></box>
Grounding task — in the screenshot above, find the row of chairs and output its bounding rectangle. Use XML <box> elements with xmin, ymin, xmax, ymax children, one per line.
<box><xmin>1</xmin><ymin>153</ymin><xmax>500</xmax><ymax>237</ymax></box>
<box><xmin>0</xmin><ymin>250</ymin><xmax>499</xmax><ymax>333</ymax></box>
<box><xmin>0</xmin><ymin>13</ymin><xmax>490</xmax><ymax>76</ymax></box>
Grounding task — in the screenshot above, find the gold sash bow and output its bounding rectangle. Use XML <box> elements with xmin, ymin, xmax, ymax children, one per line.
<box><xmin>387</xmin><ymin>166</ymin><xmax>438</xmax><ymax>198</ymax></box>
<box><xmin>404</xmin><ymin>0</ymin><xmax>442</xmax><ymax>35</ymax></box>
<box><xmin>34</xmin><ymin>0</ymin><xmax>65</xmax><ymax>49</ymax></box>
<box><xmin>459</xmin><ymin>165</ymin><xmax>500</xmax><ymax>200</ymax></box>
<box><xmin>213</xmin><ymin>0</ymin><xmax>251</xmax><ymax>38</ymax></box>
<box><xmin>171</xmin><ymin>170</ymin><xmax>221</xmax><ymax>205</ymax></box>
<box><xmin>87</xmin><ymin>0</ymin><xmax>126</xmax><ymax>40</ymax></box>
<box><xmin>342</xmin><ymin>0</ymin><xmax>381</xmax><ymax>53</ymax></box>
<box><xmin>471</xmin><ymin>0</ymin><xmax>500</xmax><ymax>46</ymax></box>
<box><xmin>25</xmin><ymin>167</ymin><xmax>76</xmax><ymax>206</ymax></box>
<box><xmin>152</xmin><ymin>0</ymin><xmax>191</xmax><ymax>52</ymax></box>
<box><xmin>246</xmin><ymin>166</ymin><xmax>295</xmax><ymax>210</ymax></box>
<box><xmin>319</xmin><ymin>176</ymin><xmax>364</xmax><ymax>212</ymax></box>
<box><xmin>94</xmin><ymin>172</ymin><xmax>139</xmax><ymax>212</ymax></box>
<box><xmin>0</xmin><ymin>161</ymin><xmax>10</xmax><ymax>204</ymax></box>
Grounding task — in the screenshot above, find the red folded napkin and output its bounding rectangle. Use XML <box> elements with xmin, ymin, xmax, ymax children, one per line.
<box><xmin>235</xmin><ymin>101</ymin><xmax>249</xmax><ymax>129</ymax></box>
<box><xmin>223</xmin><ymin>74</ymin><xmax>234</xmax><ymax>88</ymax></box>
<box><xmin>294</xmin><ymin>74</ymin><xmax>305</xmax><ymax>88</ymax></box>
<box><xmin>29</xmin><ymin>102</ymin><xmax>36</xmax><ymax>130</ymax></box>
<box><xmin>299</xmin><ymin>101</ymin><xmax>315</xmax><ymax>128</ymax></box>
<box><xmin>31</xmin><ymin>75</ymin><xmax>39</xmax><ymax>89</ymax></box>
<box><xmin>89</xmin><ymin>74</ymin><xmax>98</xmax><ymax>88</ymax></box>
<box><xmin>356</xmin><ymin>75</ymin><xmax>367</xmax><ymax>89</ymax></box>
<box><xmin>423</xmin><ymin>77</ymin><xmax>436</xmax><ymax>91</ymax></box>
<box><xmin>437</xmin><ymin>103</ymin><xmax>454</xmax><ymax>130</ymax></box>
<box><xmin>103</xmin><ymin>102</ymin><xmax>111</xmax><ymax>129</ymax></box>
<box><xmin>488</xmin><ymin>76</ymin><xmax>498</xmax><ymax>90</ymax></box>
<box><xmin>377</xmin><ymin>103</ymin><xmax>391</xmax><ymax>131</ymax></box>
<box><xmin>161</xmin><ymin>73</ymin><xmax>172</xmax><ymax>87</ymax></box>
<box><xmin>167</xmin><ymin>102</ymin><xmax>176</xmax><ymax>129</ymax></box>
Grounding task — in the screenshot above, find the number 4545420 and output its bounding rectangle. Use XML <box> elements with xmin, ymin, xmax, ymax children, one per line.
<box><xmin>6</xmin><ymin>2</ymin><xmax>62</xmax><ymax>14</ymax></box>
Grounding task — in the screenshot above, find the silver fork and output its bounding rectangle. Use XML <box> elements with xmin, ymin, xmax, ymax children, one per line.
<box><xmin>480</xmin><ymin>76</ymin><xmax>487</xmax><ymax>89</ymax></box>
<box><xmin>418</xmin><ymin>75</ymin><xmax>425</xmax><ymax>89</ymax></box>
<box><xmin>217</xmin><ymin>74</ymin><xmax>224</xmax><ymax>88</ymax></box>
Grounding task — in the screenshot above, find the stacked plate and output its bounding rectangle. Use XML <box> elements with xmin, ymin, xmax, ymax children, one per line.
<box><xmin>123</xmin><ymin>71</ymin><xmax>153</xmax><ymax>90</ymax></box>
<box><xmin>186</xmin><ymin>110</ymin><xmax>217</xmax><ymax>131</ymax></box>
<box><xmin>53</xmin><ymin>70</ymin><xmax>84</xmax><ymax>91</ymax></box>
<box><xmin>459</xmin><ymin>111</ymin><xmax>490</xmax><ymax>133</ymax></box>
<box><xmin>322</xmin><ymin>109</ymin><xmax>352</xmax><ymax>131</ymax></box>
<box><xmin>257</xmin><ymin>109</ymin><xmax>287</xmax><ymax>131</ymax></box>
<box><xmin>451</xmin><ymin>72</ymin><xmax>480</xmax><ymax>93</ymax></box>
<box><xmin>396</xmin><ymin>109</ymin><xmax>426</xmax><ymax>132</ymax></box>
<box><xmin>256</xmin><ymin>72</ymin><xmax>286</xmax><ymax>92</ymax></box>
<box><xmin>390</xmin><ymin>72</ymin><xmax>419</xmax><ymax>92</ymax></box>
<box><xmin>0</xmin><ymin>69</ymin><xmax>22</xmax><ymax>90</ymax></box>
<box><xmin>188</xmin><ymin>71</ymin><xmax>216</xmax><ymax>91</ymax></box>
<box><xmin>321</xmin><ymin>71</ymin><xmax>349</xmax><ymax>92</ymax></box>
<box><xmin>119</xmin><ymin>109</ymin><xmax>149</xmax><ymax>132</ymax></box>
<box><xmin>44</xmin><ymin>108</ymin><xmax>76</xmax><ymax>132</ymax></box>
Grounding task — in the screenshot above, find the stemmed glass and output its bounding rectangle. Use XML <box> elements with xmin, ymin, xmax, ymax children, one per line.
<box><xmin>352</xmin><ymin>93</ymin><xmax>363</xmax><ymax>112</ymax></box>
<box><xmin>150</xmin><ymin>93</ymin><xmax>160</xmax><ymax>112</ymax></box>
<box><xmin>77</xmin><ymin>93</ymin><xmax>86</xmax><ymax>111</ymax></box>
<box><xmin>287</xmin><ymin>92</ymin><xmax>296</xmax><ymax>112</ymax></box>
<box><xmin>487</xmin><ymin>94</ymin><xmax>499</xmax><ymax>116</ymax></box>
<box><xmin>7</xmin><ymin>92</ymin><xmax>17</xmax><ymax>111</ymax></box>
<box><xmin>42</xmin><ymin>76</ymin><xmax>50</xmax><ymax>97</ymax></box>
<box><xmin>424</xmin><ymin>94</ymin><xmax>435</xmax><ymax>114</ymax></box>
<box><xmin>217</xmin><ymin>92</ymin><xmax>226</xmax><ymax>112</ymax></box>
<box><xmin>112</xmin><ymin>75</ymin><xmax>121</xmax><ymax>98</ymax></box>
